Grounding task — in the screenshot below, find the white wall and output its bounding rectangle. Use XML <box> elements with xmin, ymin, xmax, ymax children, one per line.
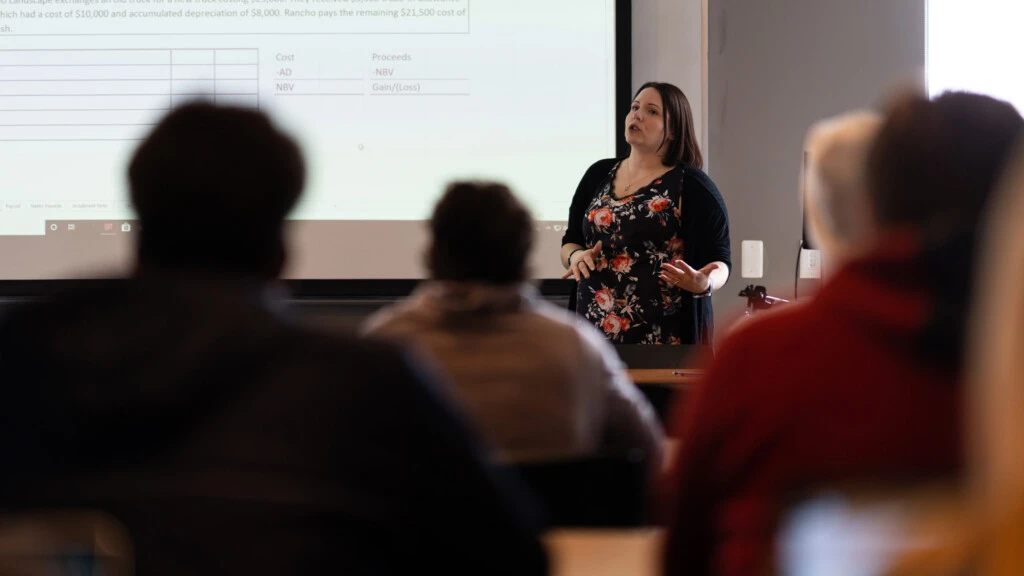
<box><xmin>631</xmin><ymin>0</ymin><xmax>928</xmax><ymax>335</ymax></box>
<box><xmin>632</xmin><ymin>0</ymin><xmax>707</xmax><ymax>156</ymax></box>
<box><xmin>707</xmin><ymin>0</ymin><xmax>926</xmax><ymax>325</ymax></box>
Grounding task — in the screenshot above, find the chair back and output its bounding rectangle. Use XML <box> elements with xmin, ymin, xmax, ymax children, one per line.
<box><xmin>0</xmin><ymin>509</ymin><xmax>134</xmax><ymax>576</ymax></box>
<box><xmin>511</xmin><ymin>451</ymin><xmax>650</xmax><ymax>528</ymax></box>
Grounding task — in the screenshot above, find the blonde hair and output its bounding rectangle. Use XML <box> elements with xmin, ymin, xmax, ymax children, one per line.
<box><xmin>970</xmin><ymin>143</ymin><xmax>1024</xmax><ymax>575</ymax></box>
<box><xmin>803</xmin><ymin>111</ymin><xmax>884</xmax><ymax>264</ymax></box>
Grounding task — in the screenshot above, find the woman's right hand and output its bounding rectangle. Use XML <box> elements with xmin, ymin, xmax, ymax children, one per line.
<box><xmin>562</xmin><ymin>241</ymin><xmax>603</xmax><ymax>281</ymax></box>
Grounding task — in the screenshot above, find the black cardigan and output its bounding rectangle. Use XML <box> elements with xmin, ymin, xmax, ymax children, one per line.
<box><xmin>561</xmin><ymin>158</ymin><xmax>732</xmax><ymax>345</ymax></box>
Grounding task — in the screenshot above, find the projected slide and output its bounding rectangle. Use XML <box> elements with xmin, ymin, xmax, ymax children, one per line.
<box><xmin>928</xmin><ymin>0</ymin><xmax>1024</xmax><ymax>111</ymax></box>
<box><xmin>0</xmin><ymin>0</ymin><xmax>618</xmax><ymax>279</ymax></box>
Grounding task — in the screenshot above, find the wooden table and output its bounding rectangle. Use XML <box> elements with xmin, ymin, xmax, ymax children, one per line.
<box><xmin>626</xmin><ymin>370</ymin><xmax>702</xmax><ymax>426</ymax></box>
<box><xmin>627</xmin><ymin>369</ymin><xmax>703</xmax><ymax>386</ymax></box>
<box><xmin>544</xmin><ymin>528</ymin><xmax>662</xmax><ymax>576</ymax></box>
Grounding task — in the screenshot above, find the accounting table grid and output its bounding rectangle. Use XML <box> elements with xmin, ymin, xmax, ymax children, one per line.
<box><xmin>0</xmin><ymin>48</ymin><xmax>260</xmax><ymax>142</ymax></box>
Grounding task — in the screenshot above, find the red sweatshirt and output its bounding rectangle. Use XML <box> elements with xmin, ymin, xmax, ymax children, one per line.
<box><xmin>661</xmin><ymin>237</ymin><xmax>963</xmax><ymax>576</ymax></box>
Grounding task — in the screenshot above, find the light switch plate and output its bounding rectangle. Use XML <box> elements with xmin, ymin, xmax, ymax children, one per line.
<box><xmin>799</xmin><ymin>249</ymin><xmax>822</xmax><ymax>279</ymax></box>
<box><xmin>741</xmin><ymin>240</ymin><xmax>764</xmax><ymax>278</ymax></box>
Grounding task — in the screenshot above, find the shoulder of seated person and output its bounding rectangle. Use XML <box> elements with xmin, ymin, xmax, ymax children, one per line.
<box><xmin>0</xmin><ymin>279</ymin><xmax>155</xmax><ymax>335</ymax></box>
<box><xmin>717</xmin><ymin>300</ymin><xmax>820</xmax><ymax>358</ymax></box>
<box><xmin>529</xmin><ymin>298</ymin><xmax>586</xmax><ymax>329</ymax></box>
<box><xmin>361</xmin><ymin>296</ymin><xmax>434</xmax><ymax>337</ymax></box>
<box><xmin>290</xmin><ymin>324</ymin><xmax>406</xmax><ymax>363</ymax></box>
<box><xmin>531</xmin><ymin>300</ymin><xmax>620</xmax><ymax>353</ymax></box>
<box><xmin>514</xmin><ymin>300</ymin><xmax>601</xmax><ymax>352</ymax></box>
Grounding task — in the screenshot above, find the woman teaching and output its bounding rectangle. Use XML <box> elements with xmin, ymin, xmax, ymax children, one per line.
<box><xmin>561</xmin><ymin>82</ymin><xmax>731</xmax><ymax>345</ymax></box>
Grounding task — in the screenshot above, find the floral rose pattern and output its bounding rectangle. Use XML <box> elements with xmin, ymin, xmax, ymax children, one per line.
<box><xmin>601</xmin><ymin>314</ymin><xmax>631</xmax><ymax>335</ymax></box>
<box><xmin>594</xmin><ymin>288</ymin><xmax>615</xmax><ymax>312</ymax></box>
<box><xmin>588</xmin><ymin>207</ymin><xmax>615</xmax><ymax>229</ymax></box>
<box><xmin>578</xmin><ymin>161</ymin><xmax>688</xmax><ymax>344</ymax></box>
<box><xmin>610</xmin><ymin>253</ymin><xmax>633</xmax><ymax>274</ymax></box>
<box><xmin>647</xmin><ymin>196</ymin><xmax>671</xmax><ymax>213</ymax></box>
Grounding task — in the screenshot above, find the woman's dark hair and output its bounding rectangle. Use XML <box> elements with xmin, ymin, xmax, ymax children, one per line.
<box><xmin>633</xmin><ymin>81</ymin><xmax>703</xmax><ymax>169</ymax></box>
<box><xmin>868</xmin><ymin>90</ymin><xmax>1024</xmax><ymax>241</ymax></box>
<box><xmin>428</xmin><ymin>181</ymin><xmax>534</xmax><ymax>285</ymax></box>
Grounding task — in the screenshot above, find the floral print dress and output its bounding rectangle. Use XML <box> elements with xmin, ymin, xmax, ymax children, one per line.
<box><xmin>578</xmin><ymin>161</ymin><xmax>689</xmax><ymax>344</ymax></box>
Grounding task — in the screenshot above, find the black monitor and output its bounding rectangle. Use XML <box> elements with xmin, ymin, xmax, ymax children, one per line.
<box><xmin>613</xmin><ymin>344</ymin><xmax>710</xmax><ymax>369</ymax></box>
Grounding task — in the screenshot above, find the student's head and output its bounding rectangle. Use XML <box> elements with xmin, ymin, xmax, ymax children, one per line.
<box><xmin>628</xmin><ymin>82</ymin><xmax>703</xmax><ymax>169</ymax></box>
<box><xmin>869</xmin><ymin>91</ymin><xmax>1023</xmax><ymax>370</ymax></box>
<box><xmin>868</xmin><ymin>91</ymin><xmax>1024</xmax><ymax>241</ymax></box>
<box><xmin>803</xmin><ymin>110</ymin><xmax>883</xmax><ymax>263</ymax></box>
<box><xmin>427</xmin><ymin>181</ymin><xmax>533</xmax><ymax>285</ymax></box>
<box><xmin>128</xmin><ymin>102</ymin><xmax>305</xmax><ymax>279</ymax></box>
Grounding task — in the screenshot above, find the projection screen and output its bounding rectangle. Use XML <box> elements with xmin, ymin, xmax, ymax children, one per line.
<box><xmin>0</xmin><ymin>0</ymin><xmax>626</xmax><ymax>283</ymax></box>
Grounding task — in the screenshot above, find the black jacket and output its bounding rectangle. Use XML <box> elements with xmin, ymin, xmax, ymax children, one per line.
<box><xmin>0</xmin><ymin>275</ymin><xmax>548</xmax><ymax>575</ymax></box>
<box><xmin>562</xmin><ymin>159</ymin><xmax>731</xmax><ymax>344</ymax></box>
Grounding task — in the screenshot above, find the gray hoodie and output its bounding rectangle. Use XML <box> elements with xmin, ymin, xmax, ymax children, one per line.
<box><xmin>363</xmin><ymin>281</ymin><xmax>664</xmax><ymax>465</ymax></box>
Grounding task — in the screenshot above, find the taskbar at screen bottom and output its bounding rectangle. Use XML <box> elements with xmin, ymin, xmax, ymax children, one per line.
<box><xmin>0</xmin><ymin>219</ymin><xmax>574</xmax><ymax>282</ymax></box>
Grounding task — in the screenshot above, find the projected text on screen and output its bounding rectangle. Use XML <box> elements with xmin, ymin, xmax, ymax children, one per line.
<box><xmin>0</xmin><ymin>0</ymin><xmax>618</xmax><ymax>279</ymax></box>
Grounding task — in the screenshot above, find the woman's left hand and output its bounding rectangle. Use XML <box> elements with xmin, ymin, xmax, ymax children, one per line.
<box><xmin>660</xmin><ymin>259</ymin><xmax>711</xmax><ymax>294</ymax></box>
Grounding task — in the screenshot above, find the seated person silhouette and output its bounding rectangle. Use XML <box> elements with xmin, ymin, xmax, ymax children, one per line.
<box><xmin>364</xmin><ymin>181</ymin><xmax>663</xmax><ymax>465</ymax></box>
<box><xmin>661</xmin><ymin>91</ymin><xmax>1024</xmax><ymax>576</ymax></box>
<box><xmin>0</xmin><ymin>103</ymin><xmax>548</xmax><ymax>576</ymax></box>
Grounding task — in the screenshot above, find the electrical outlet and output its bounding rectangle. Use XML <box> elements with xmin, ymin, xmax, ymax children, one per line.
<box><xmin>799</xmin><ymin>249</ymin><xmax>822</xmax><ymax>279</ymax></box>
<box><xmin>741</xmin><ymin>240</ymin><xmax>764</xmax><ymax>278</ymax></box>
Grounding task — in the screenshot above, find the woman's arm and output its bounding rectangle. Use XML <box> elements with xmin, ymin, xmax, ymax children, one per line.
<box><xmin>561</xmin><ymin>159</ymin><xmax>616</xmax><ymax>267</ymax></box>
<box><xmin>660</xmin><ymin>170</ymin><xmax>732</xmax><ymax>295</ymax></box>
<box><xmin>692</xmin><ymin>170</ymin><xmax>732</xmax><ymax>291</ymax></box>
<box><xmin>560</xmin><ymin>243</ymin><xmax>584</xmax><ymax>269</ymax></box>
<box><xmin>660</xmin><ymin>259</ymin><xmax>729</xmax><ymax>295</ymax></box>
<box><xmin>701</xmin><ymin>261</ymin><xmax>730</xmax><ymax>293</ymax></box>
